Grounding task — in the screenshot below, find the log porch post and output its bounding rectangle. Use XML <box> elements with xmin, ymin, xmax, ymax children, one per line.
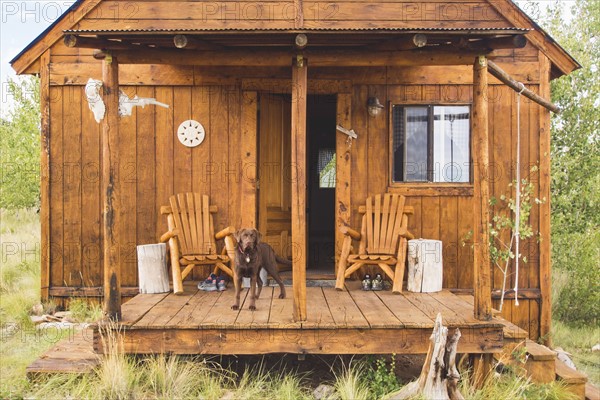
<box><xmin>472</xmin><ymin>55</ymin><xmax>492</xmax><ymax>320</ymax></box>
<box><xmin>291</xmin><ymin>56</ymin><xmax>307</xmax><ymax>322</ymax></box>
<box><xmin>102</xmin><ymin>53</ymin><xmax>122</xmax><ymax>320</ymax></box>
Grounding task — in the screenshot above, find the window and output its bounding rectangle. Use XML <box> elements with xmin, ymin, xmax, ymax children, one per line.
<box><xmin>318</xmin><ymin>148</ymin><xmax>336</xmax><ymax>188</ymax></box>
<box><xmin>392</xmin><ymin>105</ymin><xmax>470</xmax><ymax>183</ymax></box>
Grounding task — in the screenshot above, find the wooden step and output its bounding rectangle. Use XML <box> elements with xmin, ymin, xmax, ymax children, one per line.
<box><xmin>26</xmin><ymin>328</ymin><xmax>100</xmax><ymax>377</ymax></box>
<box><xmin>555</xmin><ymin>358</ymin><xmax>588</xmax><ymax>400</ymax></box>
<box><xmin>523</xmin><ymin>339</ymin><xmax>557</xmax><ymax>384</ymax></box>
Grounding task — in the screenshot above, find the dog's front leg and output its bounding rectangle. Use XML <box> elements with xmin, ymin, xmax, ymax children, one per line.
<box><xmin>231</xmin><ymin>274</ymin><xmax>243</xmax><ymax>310</ymax></box>
<box><xmin>248</xmin><ymin>275</ymin><xmax>257</xmax><ymax>311</ymax></box>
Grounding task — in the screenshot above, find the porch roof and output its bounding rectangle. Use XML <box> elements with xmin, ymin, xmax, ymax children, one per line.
<box><xmin>9</xmin><ymin>0</ymin><xmax>580</xmax><ymax>78</ymax></box>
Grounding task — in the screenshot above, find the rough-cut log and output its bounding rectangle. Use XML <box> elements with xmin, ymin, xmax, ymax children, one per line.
<box><xmin>137</xmin><ymin>244</ymin><xmax>169</xmax><ymax>294</ymax></box>
<box><xmin>389</xmin><ymin>313</ymin><xmax>464</xmax><ymax>400</ymax></box>
<box><xmin>487</xmin><ymin>59</ymin><xmax>560</xmax><ymax>113</ymax></box>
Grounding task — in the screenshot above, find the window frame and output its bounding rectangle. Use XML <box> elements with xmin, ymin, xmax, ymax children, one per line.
<box><xmin>388</xmin><ymin>102</ymin><xmax>474</xmax><ymax>195</ymax></box>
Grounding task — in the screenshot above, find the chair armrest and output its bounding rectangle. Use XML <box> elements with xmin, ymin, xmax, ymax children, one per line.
<box><xmin>398</xmin><ymin>227</ymin><xmax>415</xmax><ymax>240</ymax></box>
<box><xmin>340</xmin><ymin>226</ymin><xmax>361</xmax><ymax>241</ymax></box>
<box><xmin>160</xmin><ymin>229</ymin><xmax>179</xmax><ymax>243</ymax></box>
<box><xmin>215</xmin><ymin>226</ymin><xmax>236</xmax><ymax>240</ymax></box>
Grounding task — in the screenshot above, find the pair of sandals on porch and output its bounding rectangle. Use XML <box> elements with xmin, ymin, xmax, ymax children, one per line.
<box><xmin>160</xmin><ymin>192</ymin><xmax>413</xmax><ymax>295</ymax></box>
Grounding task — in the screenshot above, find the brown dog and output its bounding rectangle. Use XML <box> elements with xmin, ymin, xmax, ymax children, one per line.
<box><xmin>231</xmin><ymin>228</ymin><xmax>289</xmax><ymax>311</ymax></box>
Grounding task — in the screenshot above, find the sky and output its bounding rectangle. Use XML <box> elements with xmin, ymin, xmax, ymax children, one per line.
<box><xmin>0</xmin><ymin>0</ymin><xmax>576</xmax><ymax>116</ymax></box>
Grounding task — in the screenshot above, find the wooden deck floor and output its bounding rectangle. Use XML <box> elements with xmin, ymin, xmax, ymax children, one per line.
<box><xmin>93</xmin><ymin>282</ymin><xmax>510</xmax><ymax>355</ymax></box>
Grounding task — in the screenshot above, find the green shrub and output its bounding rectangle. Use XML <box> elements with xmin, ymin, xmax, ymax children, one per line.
<box><xmin>552</xmin><ymin>229</ymin><xmax>600</xmax><ymax>326</ymax></box>
<box><xmin>363</xmin><ymin>355</ymin><xmax>401</xmax><ymax>400</ymax></box>
<box><xmin>0</xmin><ymin>77</ymin><xmax>41</xmax><ymax>209</ymax></box>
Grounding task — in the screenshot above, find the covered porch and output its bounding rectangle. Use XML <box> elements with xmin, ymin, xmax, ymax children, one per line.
<box><xmin>92</xmin><ymin>281</ymin><xmax>518</xmax><ymax>356</ymax></box>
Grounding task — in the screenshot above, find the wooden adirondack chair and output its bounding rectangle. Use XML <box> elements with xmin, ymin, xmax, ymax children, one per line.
<box><xmin>336</xmin><ymin>194</ymin><xmax>414</xmax><ymax>293</ymax></box>
<box><xmin>160</xmin><ymin>193</ymin><xmax>236</xmax><ymax>294</ymax></box>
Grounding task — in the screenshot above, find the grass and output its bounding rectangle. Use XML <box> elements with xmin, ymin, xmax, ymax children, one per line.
<box><xmin>0</xmin><ymin>208</ymin><xmax>64</xmax><ymax>398</ymax></box>
<box><xmin>458</xmin><ymin>369</ymin><xmax>579</xmax><ymax>400</ymax></box>
<box><xmin>1</xmin><ymin>208</ymin><xmax>599</xmax><ymax>398</ymax></box>
<box><xmin>552</xmin><ymin>319</ymin><xmax>600</xmax><ymax>386</ymax></box>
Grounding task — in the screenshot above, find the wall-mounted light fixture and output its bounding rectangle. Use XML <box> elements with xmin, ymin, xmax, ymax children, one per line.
<box><xmin>367</xmin><ymin>97</ymin><xmax>384</xmax><ymax>117</ymax></box>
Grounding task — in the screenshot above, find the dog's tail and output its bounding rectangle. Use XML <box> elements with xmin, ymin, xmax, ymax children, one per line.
<box><xmin>275</xmin><ymin>254</ymin><xmax>293</xmax><ymax>266</ymax></box>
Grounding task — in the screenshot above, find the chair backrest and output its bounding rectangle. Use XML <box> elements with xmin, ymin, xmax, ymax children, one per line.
<box><xmin>168</xmin><ymin>193</ymin><xmax>216</xmax><ymax>256</ymax></box>
<box><xmin>361</xmin><ymin>194</ymin><xmax>411</xmax><ymax>255</ymax></box>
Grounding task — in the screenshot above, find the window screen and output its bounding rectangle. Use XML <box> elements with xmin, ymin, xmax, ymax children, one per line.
<box><xmin>318</xmin><ymin>148</ymin><xmax>336</xmax><ymax>188</ymax></box>
<box><xmin>392</xmin><ymin>105</ymin><xmax>470</xmax><ymax>183</ymax></box>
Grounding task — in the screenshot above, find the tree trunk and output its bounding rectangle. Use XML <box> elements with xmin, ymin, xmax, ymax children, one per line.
<box><xmin>137</xmin><ymin>243</ymin><xmax>169</xmax><ymax>293</ymax></box>
<box><xmin>388</xmin><ymin>313</ymin><xmax>464</xmax><ymax>400</ymax></box>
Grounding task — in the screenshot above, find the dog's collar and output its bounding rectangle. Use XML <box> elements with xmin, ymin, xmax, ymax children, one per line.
<box><xmin>238</xmin><ymin>244</ymin><xmax>252</xmax><ymax>263</ymax></box>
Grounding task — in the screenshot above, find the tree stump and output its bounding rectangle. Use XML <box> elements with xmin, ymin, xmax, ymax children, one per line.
<box><xmin>137</xmin><ymin>243</ymin><xmax>170</xmax><ymax>293</ymax></box>
<box><xmin>388</xmin><ymin>313</ymin><xmax>464</xmax><ymax>400</ymax></box>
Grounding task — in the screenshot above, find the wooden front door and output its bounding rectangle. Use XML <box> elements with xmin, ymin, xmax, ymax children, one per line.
<box><xmin>257</xmin><ymin>94</ymin><xmax>292</xmax><ymax>263</ymax></box>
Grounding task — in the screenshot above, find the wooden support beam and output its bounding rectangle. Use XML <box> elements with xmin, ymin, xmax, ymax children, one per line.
<box><xmin>457</xmin><ymin>35</ymin><xmax>527</xmax><ymax>52</ymax></box>
<box><xmin>172</xmin><ymin>34</ymin><xmax>222</xmax><ymax>50</ymax></box>
<box><xmin>371</xmin><ymin>34</ymin><xmax>428</xmax><ymax>51</ymax></box>
<box><xmin>472</xmin><ymin>55</ymin><xmax>492</xmax><ymax>321</ymax></box>
<box><xmin>102</xmin><ymin>53</ymin><xmax>122</xmax><ymax>320</ymax></box>
<box><xmin>538</xmin><ymin>54</ymin><xmax>552</xmax><ymax>346</ymax></box>
<box><xmin>335</xmin><ymin>93</ymin><xmax>352</xmax><ymax>275</ymax></box>
<box><xmin>295</xmin><ymin>34</ymin><xmax>308</xmax><ymax>49</ymax></box>
<box><xmin>487</xmin><ymin>60</ymin><xmax>560</xmax><ymax>113</ymax></box>
<box><xmin>64</xmin><ymin>34</ymin><xmax>135</xmax><ymax>51</ymax></box>
<box><xmin>291</xmin><ymin>55</ymin><xmax>307</xmax><ymax>322</ymax></box>
<box><xmin>108</xmin><ymin>48</ymin><xmax>490</xmax><ymax>67</ymax></box>
<box><xmin>39</xmin><ymin>50</ymin><xmax>50</xmax><ymax>302</ymax></box>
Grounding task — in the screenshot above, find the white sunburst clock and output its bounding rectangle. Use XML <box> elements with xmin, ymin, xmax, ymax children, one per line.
<box><xmin>177</xmin><ymin>120</ymin><xmax>205</xmax><ymax>147</ymax></box>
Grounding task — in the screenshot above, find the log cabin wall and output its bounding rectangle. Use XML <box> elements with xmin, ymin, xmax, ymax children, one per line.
<box><xmin>45</xmin><ymin>37</ymin><xmax>546</xmax><ymax>338</ymax></box>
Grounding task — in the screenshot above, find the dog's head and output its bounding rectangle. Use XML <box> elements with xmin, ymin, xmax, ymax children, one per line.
<box><xmin>234</xmin><ymin>228</ymin><xmax>261</xmax><ymax>253</ymax></box>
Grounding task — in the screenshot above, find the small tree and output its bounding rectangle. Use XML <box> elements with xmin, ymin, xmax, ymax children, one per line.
<box><xmin>489</xmin><ymin>171</ymin><xmax>543</xmax><ymax>311</ymax></box>
<box><xmin>463</xmin><ymin>170</ymin><xmax>543</xmax><ymax>312</ymax></box>
<box><xmin>0</xmin><ymin>76</ymin><xmax>41</xmax><ymax>209</ymax></box>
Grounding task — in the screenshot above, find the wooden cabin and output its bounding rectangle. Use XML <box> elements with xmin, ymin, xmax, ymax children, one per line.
<box><xmin>12</xmin><ymin>0</ymin><xmax>579</xmax><ymax>357</ymax></box>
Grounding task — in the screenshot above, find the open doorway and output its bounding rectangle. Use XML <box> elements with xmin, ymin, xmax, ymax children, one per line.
<box><xmin>307</xmin><ymin>95</ymin><xmax>337</xmax><ymax>274</ymax></box>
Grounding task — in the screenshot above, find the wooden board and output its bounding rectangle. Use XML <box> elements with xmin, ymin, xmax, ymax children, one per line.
<box><xmin>240</xmin><ymin>91</ymin><xmax>258</xmax><ymax>228</ymax></box>
<box><xmin>155</xmin><ymin>86</ymin><xmax>175</xmax><ymax>241</ymax></box>
<box><xmin>62</xmin><ymin>85</ymin><xmax>82</xmax><ymax>287</ymax></box>
<box><xmin>346</xmin><ymin>286</ymin><xmax>403</xmax><ymax>328</ymax></box>
<box><xmin>118</xmin><ymin>86</ymin><xmax>138</xmax><ymax>288</ymax></box>
<box><xmin>27</xmin><ymin>328</ymin><xmax>100</xmax><ymax>376</ymax></box>
<box><xmin>303</xmin><ymin>287</ymin><xmax>337</xmax><ymax>328</ymax></box>
<box><xmin>135</xmin><ymin>86</ymin><xmax>157</xmax><ymax>247</ymax></box>
<box><xmin>167</xmin><ymin>290</ymin><xmax>220</xmax><ymax>328</ymax></box>
<box><xmin>234</xmin><ymin>286</ymin><xmax>274</xmax><ymax>328</ymax></box>
<box><xmin>209</xmin><ymin>86</ymin><xmax>230</xmax><ymax>234</ymax></box>
<box><xmin>538</xmin><ymin>54</ymin><xmax>552</xmax><ymax>344</ymax></box>
<box><xmin>322</xmin><ymin>287</ymin><xmax>369</xmax><ymax>328</ymax></box>
<box><xmin>90</xmin><ymin>287</ymin><xmax>507</xmax><ymax>356</ymax></box>
<box><xmin>119</xmin><ymin>293</ymin><xmax>170</xmax><ymax>326</ymax></box>
<box><xmin>374</xmin><ymin>290</ymin><xmax>433</xmax><ymax>328</ymax></box>
<box><xmin>440</xmin><ymin>196</ymin><xmax>458</xmax><ymax>288</ymax></box>
<box><xmin>291</xmin><ymin>59</ymin><xmax>307</xmax><ymax>321</ymax></box>
<box><xmin>133</xmin><ymin>291</ymin><xmax>196</xmax><ymax>328</ymax></box>
<box><xmin>367</xmin><ymin>84</ymin><xmax>388</xmax><ymax>195</ymax></box>
<box><xmin>198</xmin><ymin>288</ymin><xmax>246</xmax><ymax>329</ymax></box>
<box><xmin>102</xmin><ymin>325</ymin><xmax>503</xmax><ymax>355</ymax></box>
<box><xmin>40</xmin><ymin>50</ymin><xmax>51</xmax><ymax>301</ymax></box>
<box><xmin>335</xmin><ymin>93</ymin><xmax>352</xmax><ymax>267</ymax></box>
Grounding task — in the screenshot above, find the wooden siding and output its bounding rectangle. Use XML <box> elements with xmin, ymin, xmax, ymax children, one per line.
<box><xmin>45</xmin><ymin>59</ymin><xmax>546</xmax><ymax>337</ymax></box>
<box><xmin>75</xmin><ymin>0</ymin><xmax>512</xmax><ymax>31</ymax></box>
<box><xmin>47</xmin><ymin>85</ymin><xmax>256</xmax><ymax>293</ymax></box>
